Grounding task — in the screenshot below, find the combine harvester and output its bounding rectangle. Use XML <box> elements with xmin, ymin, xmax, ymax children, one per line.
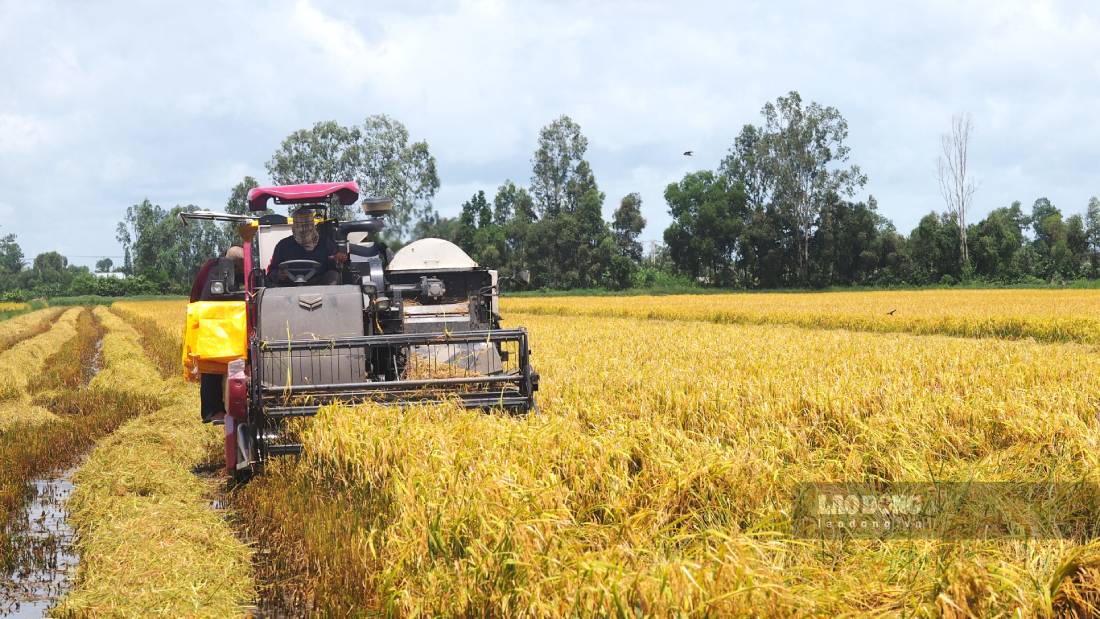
<box><xmin>181</xmin><ymin>182</ymin><xmax>538</xmax><ymax>481</ymax></box>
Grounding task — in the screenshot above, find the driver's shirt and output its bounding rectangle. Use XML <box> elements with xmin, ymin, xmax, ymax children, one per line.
<box><xmin>267</xmin><ymin>235</ymin><xmax>339</xmax><ymax>281</ymax></box>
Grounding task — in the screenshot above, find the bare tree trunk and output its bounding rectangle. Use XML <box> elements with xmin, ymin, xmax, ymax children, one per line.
<box><xmin>938</xmin><ymin>113</ymin><xmax>976</xmax><ymax>269</ymax></box>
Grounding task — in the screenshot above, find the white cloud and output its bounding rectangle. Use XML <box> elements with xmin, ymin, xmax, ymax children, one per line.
<box><xmin>0</xmin><ymin>0</ymin><xmax>1099</xmax><ymax>267</ymax></box>
<box><xmin>0</xmin><ymin>113</ymin><xmax>55</xmax><ymax>154</ymax></box>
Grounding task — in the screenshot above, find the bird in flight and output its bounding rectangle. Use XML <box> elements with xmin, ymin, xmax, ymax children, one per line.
<box><xmin>683</xmin><ymin>150</ymin><xmax>694</xmax><ymax>156</ymax></box>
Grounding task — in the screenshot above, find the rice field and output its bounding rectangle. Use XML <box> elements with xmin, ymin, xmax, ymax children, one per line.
<box><xmin>5</xmin><ymin>289</ymin><xmax>1100</xmax><ymax>616</ymax></box>
<box><xmin>237</xmin><ymin>304</ymin><xmax>1100</xmax><ymax>616</ymax></box>
<box><xmin>503</xmin><ymin>289</ymin><xmax>1100</xmax><ymax>344</ymax></box>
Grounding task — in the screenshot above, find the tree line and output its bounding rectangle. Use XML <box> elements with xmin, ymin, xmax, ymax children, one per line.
<box><xmin>0</xmin><ymin>93</ymin><xmax>1096</xmax><ymax>299</ymax></box>
<box><xmin>0</xmin><ymin>235</ymin><xmax>161</xmax><ymax>300</ymax></box>
<box><xmin>661</xmin><ymin>93</ymin><xmax>1100</xmax><ymax>288</ymax></box>
<box><xmin>417</xmin><ymin>93</ymin><xmax>1100</xmax><ymax>290</ymax></box>
<box><xmin>109</xmin><ymin>113</ymin><xmax>648</xmax><ymax>293</ymax></box>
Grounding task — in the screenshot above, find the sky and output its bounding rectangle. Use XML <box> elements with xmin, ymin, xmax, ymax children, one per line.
<box><xmin>1</xmin><ymin>0</ymin><xmax>1098</xmax><ymax>268</ymax></box>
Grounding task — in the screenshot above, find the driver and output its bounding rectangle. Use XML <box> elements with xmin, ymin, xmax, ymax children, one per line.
<box><xmin>267</xmin><ymin>207</ymin><xmax>348</xmax><ymax>285</ymax></box>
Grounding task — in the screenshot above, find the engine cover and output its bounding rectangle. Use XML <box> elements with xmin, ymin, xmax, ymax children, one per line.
<box><xmin>257</xmin><ymin>285</ymin><xmax>365</xmax><ymax>388</ymax></box>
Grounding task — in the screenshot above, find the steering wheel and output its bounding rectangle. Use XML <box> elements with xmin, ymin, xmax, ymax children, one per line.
<box><xmin>278</xmin><ymin>259</ymin><xmax>322</xmax><ymax>285</ymax></box>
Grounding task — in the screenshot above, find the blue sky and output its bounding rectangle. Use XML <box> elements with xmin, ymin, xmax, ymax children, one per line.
<box><xmin>1</xmin><ymin>0</ymin><xmax>1098</xmax><ymax>267</ymax></box>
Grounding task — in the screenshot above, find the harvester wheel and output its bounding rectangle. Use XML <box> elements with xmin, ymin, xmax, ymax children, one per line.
<box><xmin>231</xmin><ymin>465</ymin><xmax>254</xmax><ymax>484</ymax></box>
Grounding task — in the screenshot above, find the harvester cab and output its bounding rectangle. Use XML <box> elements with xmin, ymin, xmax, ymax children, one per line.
<box><xmin>181</xmin><ymin>181</ymin><xmax>538</xmax><ymax>481</ymax></box>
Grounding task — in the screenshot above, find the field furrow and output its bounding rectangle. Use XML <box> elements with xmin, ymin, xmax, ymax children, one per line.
<box><xmin>52</xmin><ymin>306</ymin><xmax>254</xmax><ymax>618</ymax></box>
<box><xmin>0</xmin><ymin>308</ymin><xmax>82</xmax><ymax>429</ymax></box>
<box><xmin>110</xmin><ymin>301</ymin><xmax>187</xmax><ymax>379</ymax></box>
<box><xmin>0</xmin><ymin>308</ymin><xmax>158</xmax><ymax>582</ymax></box>
<box><xmin>503</xmin><ymin>289</ymin><xmax>1100</xmax><ymax>344</ymax></box>
<box><xmin>0</xmin><ymin>306</ymin><xmax>65</xmax><ymax>357</ymax></box>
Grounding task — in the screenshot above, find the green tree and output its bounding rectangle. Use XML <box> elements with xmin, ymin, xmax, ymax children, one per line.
<box><xmin>223</xmin><ymin>176</ymin><xmax>262</xmax><ymax>243</ymax></box>
<box><xmin>0</xmin><ymin>234</ymin><xmax>24</xmax><ymax>275</ymax></box>
<box><xmin>736</xmin><ymin>204</ymin><xmax>791</xmax><ymax>288</ymax></box>
<box><xmin>1066</xmin><ymin>213</ymin><xmax>1088</xmax><ymax>276</ymax></box>
<box><xmin>766</xmin><ymin>93</ymin><xmax>866</xmax><ymax>282</ymax></box>
<box><xmin>969</xmin><ymin>202</ymin><xmax>1025</xmax><ymax>281</ymax></box>
<box><xmin>530</xmin><ymin>115</ymin><xmax>588</xmax><ymax>217</ymax></box>
<box><xmin>116</xmin><ymin>200</ymin><xmax>225</xmax><ymax>291</ymax></box>
<box><xmin>449</xmin><ymin>190</ymin><xmax>510</xmax><ymax>270</ymax></box>
<box><xmin>811</xmin><ymin>195</ymin><xmax>893</xmax><ymax>285</ymax></box>
<box><xmin>1029</xmin><ymin>198</ymin><xmax>1071</xmax><ymax>280</ymax></box>
<box><xmin>32</xmin><ymin>251</ymin><xmax>67</xmax><ymax>276</ymax></box>
<box><xmin>266</xmin><ymin>116</ymin><xmax>439</xmax><ymax>238</ymax></box>
<box><xmin>456</xmin><ymin>191</ymin><xmax>490</xmax><ymax>255</ymax></box>
<box><xmin>612</xmin><ymin>193</ymin><xmax>646</xmax><ymax>261</ymax></box>
<box><xmin>1086</xmin><ymin>196</ymin><xmax>1100</xmax><ymax>275</ymax></box>
<box><xmin>266</xmin><ymin>120</ymin><xmax>359</xmax><ymax>209</ymax></box>
<box><xmin>94</xmin><ymin>257</ymin><xmax>114</xmax><ymax>273</ymax></box>
<box><xmin>355</xmin><ymin>115</ymin><xmax>440</xmax><ymax>240</ymax></box>
<box><xmin>23</xmin><ymin>251</ymin><xmax>85</xmax><ymax>294</ymax></box>
<box><xmin>720</xmin><ymin>124</ymin><xmax>774</xmax><ymax>212</ymax></box>
<box><xmin>875</xmin><ymin>226</ymin><xmax>911</xmax><ymax>285</ymax></box>
<box><xmin>412</xmin><ymin>213</ymin><xmax>461</xmax><ymax>242</ymax></box>
<box><xmin>722</xmin><ymin>92</ymin><xmax>866</xmax><ymax>284</ymax></box>
<box><xmin>663</xmin><ymin>171</ymin><xmax>746</xmax><ymax>286</ymax></box>
<box><xmin>493</xmin><ymin>181</ymin><xmax>537</xmax><ymax>275</ymax></box>
<box><xmin>522</xmin><ymin>118</ymin><xmax>620</xmax><ymax>288</ymax></box>
<box><xmin>908</xmin><ymin>212</ymin><xmax>961</xmax><ymax>284</ymax></box>
<box><xmin>526</xmin><ymin>163</ymin><xmax>616</xmax><ymax>288</ymax></box>
<box><xmin>1030</xmin><ymin>197</ymin><xmax>1059</xmax><ymax>232</ymax></box>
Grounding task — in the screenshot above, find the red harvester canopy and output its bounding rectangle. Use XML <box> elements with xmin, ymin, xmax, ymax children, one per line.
<box><xmin>246</xmin><ymin>181</ymin><xmax>360</xmax><ymax>212</ymax></box>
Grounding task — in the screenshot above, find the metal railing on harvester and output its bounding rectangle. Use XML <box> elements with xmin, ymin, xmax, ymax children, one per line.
<box><xmin>251</xmin><ymin>329</ymin><xmax>535</xmax><ymax>420</ymax></box>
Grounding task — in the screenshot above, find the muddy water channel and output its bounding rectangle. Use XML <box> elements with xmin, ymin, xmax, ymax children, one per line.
<box><xmin>0</xmin><ymin>467</ymin><xmax>78</xmax><ymax>617</ymax></box>
<box><xmin>0</xmin><ymin>330</ymin><xmax>106</xmax><ymax>616</ymax></box>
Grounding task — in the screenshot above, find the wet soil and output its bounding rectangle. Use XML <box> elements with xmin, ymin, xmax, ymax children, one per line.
<box><xmin>0</xmin><ymin>468</ymin><xmax>78</xmax><ymax>617</ymax></box>
<box><xmin>0</xmin><ymin>327</ymin><xmax>104</xmax><ymax>616</ymax></box>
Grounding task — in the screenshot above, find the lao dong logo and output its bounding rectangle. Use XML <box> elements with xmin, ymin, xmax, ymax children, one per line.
<box><xmin>816</xmin><ymin>492</ymin><xmax>923</xmax><ymax>516</ymax></box>
<box><xmin>792</xmin><ymin>483</ymin><xmax>940</xmax><ymax>538</ymax></box>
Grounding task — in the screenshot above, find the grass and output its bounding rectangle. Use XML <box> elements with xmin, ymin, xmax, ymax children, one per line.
<box><xmin>53</xmin><ymin>304</ymin><xmax>254</xmax><ymax>617</ymax></box>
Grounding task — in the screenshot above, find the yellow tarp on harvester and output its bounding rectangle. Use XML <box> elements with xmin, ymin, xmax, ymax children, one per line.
<box><xmin>181</xmin><ymin>300</ymin><xmax>246</xmax><ymax>380</ymax></box>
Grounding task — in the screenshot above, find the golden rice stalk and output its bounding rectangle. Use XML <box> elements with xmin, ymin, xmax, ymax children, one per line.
<box><xmin>113</xmin><ymin>299</ymin><xmax>187</xmax><ymax>349</ymax></box>
<box><xmin>141</xmin><ymin>292</ymin><xmax>1100</xmax><ymax>615</ymax></box>
<box><xmin>112</xmin><ymin>301</ymin><xmax>189</xmax><ymax>378</ymax></box>
<box><xmin>55</xmin><ymin>307</ymin><xmax>254</xmax><ymax>617</ymax></box>
<box><xmin>53</xmin><ymin>402</ymin><xmax>254</xmax><ymax>618</ymax></box>
<box><xmin>0</xmin><ymin>308</ymin><xmax>81</xmax><ymax>428</ymax></box>
<box><xmin>90</xmin><ymin>306</ymin><xmax>174</xmax><ymax>399</ymax></box>
<box><xmin>503</xmin><ymin>289</ymin><xmax>1100</xmax><ymax>344</ymax></box>
<box><xmin>0</xmin><ymin>309</ymin><xmax>161</xmax><ymax>575</ymax></box>
<box><xmin>244</xmin><ymin>307</ymin><xmax>1100</xmax><ymax>616</ymax></box>
<box><xmin>0</xmin><ymin>306</ymin><xmax>64</xmax><ymax>354</ymax></box>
